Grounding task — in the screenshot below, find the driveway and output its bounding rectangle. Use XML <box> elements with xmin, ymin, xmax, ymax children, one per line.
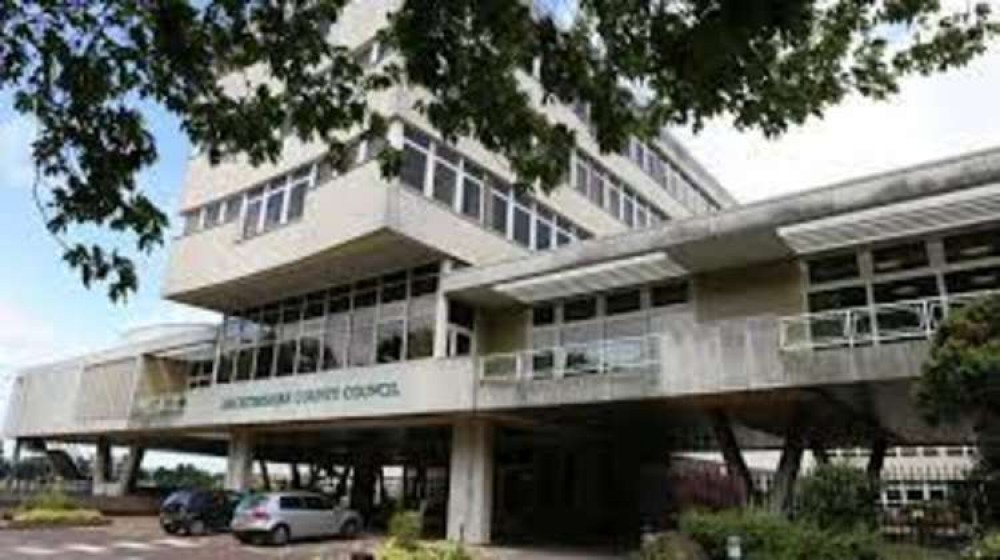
<box><xmin>0</xmin><ymin>517</ymin><xmax>625</xmax><ymax>560</ymax></box>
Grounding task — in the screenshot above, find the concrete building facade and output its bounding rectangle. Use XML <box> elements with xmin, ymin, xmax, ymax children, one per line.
<box><xmin>4</xmin><ymin>1</ymin><xmax>1000</xmax><ymax>546</ymax></box>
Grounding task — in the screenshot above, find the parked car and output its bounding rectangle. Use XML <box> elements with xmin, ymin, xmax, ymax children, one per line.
<box><xmin>231</xmin><ymin>491</ymin><xmax>363</xmax><ymax>545</ymax></box>
<box><xmin>160</xmin><ymin>489</ymin><xmax>240</xmax><ymax>536</ymax></box>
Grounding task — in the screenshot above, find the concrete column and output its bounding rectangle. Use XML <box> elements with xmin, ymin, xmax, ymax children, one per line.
<box><xmin>433</xmin><ymin>260</ymin><xmax>455</xmax><ymax>358</ymax></box>
<box><xmin>770</xmin><ymin>426</ymin><xmax>805</xmax><ymax>516</ymax></box>
<box><xmin>709</xmin><ymin>411</ymin><xmax>754</xmax><ymax>503</ymax></box>
<box><xmin>92</xmin><ymin>437</ymin><xmax>113</xmax><ymax>496</ymax></box>
<box><xmin>447</xmin><ymin>418</ymin><xmax>494</xmax><ymax>545</ymax></box>
<box><xmin>867</xmin><ymin>434</ymin><xmax>888</xmax><ymax>488</ymax></box>
<box><xmin>225</xmin><ymin>430</ymin><xmax>254</xmax><ymax>491</ymax></box>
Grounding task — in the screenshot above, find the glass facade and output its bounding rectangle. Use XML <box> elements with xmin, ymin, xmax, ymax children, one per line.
<box><xmin>211</xmin><ymin>263</ymin><xmax>443</xmax><ymax>387</ymax></box>
<box><xmin>572</xmin><ymin>151</ymin><xmax>668</xmax><ymax>229</ymax></box>
<box><xmin>401</xmin><ymin>124</ymin><xmax>592</xmax><ymax>251</ymax></box>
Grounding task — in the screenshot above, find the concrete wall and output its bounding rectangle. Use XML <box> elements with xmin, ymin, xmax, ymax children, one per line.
<box><xmin>695</xmin><ymin>260</ymin><xmax>804</xmax><ymax>321</ymax></box>
<box><xmin>478</xmin><ymin>307</ymin><xmax>528</xmax><ymax>355</ymax></box>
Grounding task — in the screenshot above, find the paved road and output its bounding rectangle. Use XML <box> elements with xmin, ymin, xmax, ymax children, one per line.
<box><xmin>0</xmin><ymin>518</ymin><xmax>625</xmax><ymax>560</ymax></box>
<box><xmin>0</xmin><ymin>517</ymin><xmax>378</xmax><ymax>560</ymax></box>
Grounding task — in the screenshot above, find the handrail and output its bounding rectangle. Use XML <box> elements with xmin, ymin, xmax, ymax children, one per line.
<box><xmin>779</xmin><ymin>290</ymin><xmax>998</xmax><ymax>352</ymax></box>
<box><xmin>480</xmin><ymin>334</ymin><xmax>661</xmax><ymax>382</ymax></box>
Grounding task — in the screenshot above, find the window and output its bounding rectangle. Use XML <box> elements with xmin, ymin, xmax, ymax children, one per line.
<box><xmin>401</xmin><ymin>145</ymin><xmax>428</xmax><ymax>191</ymax></box>
<box><xmin>461</xmin><ymin>178</ymin><xmax>482</xmax><ymax>219</ymax></box>
<box><xmin>807</xmin><ymin>254</ymin><xmax>860</xmax><ymax>284</ymax></box>
<box><xmin>873</xmin><ymin>276</ymin><xmax>938</xmax><ymax>303</ymax></box>
<box><xmin>533</xmin><ymin>305</ymin><xmax>556</xmax><ymax>326</ymax></box>
<box><xmin>433</xmin><ymin>160</ymin><xmax>458</xmax><ymax>207</ymax></box>
<box><xmin>182</xmin><ymin>211</ymin><xmax>200</xmax><ymax>235</ymax></box>
<box><xmin>535</xmin><ymin>218</ymin><xmax>552</xmax><ymax>250</ymax></box>
<box><xmin>279</xmin><ymin>496</ymin><xmax>305</xmax><ymax>510</ymax></box>
<box><xmin>263</xmin><ymin>186</ymin><xmax>286</xmax><ymax>230</ymax></box>
<box><xmin>872</xmin><ymin>242</ymin><xmax>928</xmax><ymax>274</ymax></box>
<box><xmin>808</xmin><ymin>287</ymin><xmax>867</xmax><ymax>312</ymax></box>
<box><xmin>406</xmin><ymin>310</ymin><xmax>435</xmax><ymax>360</ymax></box>
<box><xmin>377</xmin><ymin>319</ymin><xmax>405</xmax><ymax>363</ymax></box>
<box><xmin>564</xmin><ymin>297</ymin><xmax>598</xmax><ymax>322</ymax></box>
<box><xmin>223</xmin><ymin>196</ymin><xmax>242</xmax><ymax>223</ymax></box>
<box><xmin>203</xmin><ymin>202</ymin><xmax>222</xmax><ymax>229</ymax></box>
<box><xmin>606</xmin><ymin>290</ymin><xmax>641</xmax><ymax>315</ymax></box>
<box><xmin>513</xmin><ymin>205</ymin><xmax>531</xmax><ymax>247</ymax></box>
<box><xmin>946</xmin><ymin>266</ymin><xmax>1000</xmax><ymax>294</ymax></box>
<box><xmin>651</xmin><ymin>282</ymin><xmax>688</xmax><ymax>307</ymax></box>
<box><xmin>243</xmin><ymin>197</ymin><xmax>262</xmax><ymax>238</ymax></box>
<box><xmin>490</xmin><ymin>190</ymin><xmax>509</xmax><ymax>236</ymax></box>
<box><xmin>944</xmin><ymin>228</ymin><xmax>1000</xmax><ymax>263</ymax></box>
<box><xmin>287</xmin><ymin>182</ymin><xmax>308</xmax><ymax>221</ymax></box>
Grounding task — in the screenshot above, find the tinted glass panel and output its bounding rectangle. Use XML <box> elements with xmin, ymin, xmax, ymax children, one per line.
<box><xmin>808</xmin><ymin>286</ymin><xmax>868</xmax><ymax>312</ymax></box>
<box><xmin>279</xmin><ymin>496</ymin><xmax>305</xmax><ymax>510</ymax></box>
<box><xmin>872</xmin><ymin>243</ymin><xmax>928</xmax><ymax>274</ymax></box>
<box><xmin>606</xmin><ymin>290</ymin><xmax>641</xmax><ymax>315</ymax></box>
<box><xmin>533</xmin><ymin>305</ymin><xmax>555</xmax><ymax>326</ymax></box>
<box><xmin>873</xmin><ymin>276</ymin><xmax>938</xmax><ymax>303</ymax></box>
<box><xmin>563</xmin><ymin>298</ymin><xmax>597</xmax><ymax>322</ymax></box>
<box><xmin>651</xmin><ymin>282</ymin><xmax>688</xmax><ymax>307</ymax></box>
<box><xmin>944</xmin><ymin>228</ymin><xmax>1000</xmax><ymax>263</ymax></box>
<box><xmin>945</xmin><ymin>266</ymin><xmax>1000</xmax><ymax>294</ymax></box>
<box><xmin>433</xmin><ymin>162</ymin><xmax>457</xmax><ymax>207</ymax></box>
<box><xmin>400</xmin><ymin>145</ymin><xmax>428</xmax><ymax>191</ymax></box>
<box><xmin>807</xmin><ymin>254</ymin><xmax>859</xmax><ymax>284</ymax></box>
<box><xmin>461</xmin><ymin>179</ymin><xmax>482</xmax><ymax>219</ymax></box>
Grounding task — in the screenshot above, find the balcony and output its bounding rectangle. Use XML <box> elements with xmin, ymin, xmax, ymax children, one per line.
<box><xmin>779</xmin><ymin>291</ymin><xmax>996</xmax><ymax>351</ymax></box>
<box><xmin>480</xmin><ymin>334</ymin><xmax>662</xmax><ymax>382</ymax></box>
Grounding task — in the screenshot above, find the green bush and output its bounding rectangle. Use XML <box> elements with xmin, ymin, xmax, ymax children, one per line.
<box><xmin>633</xmin><ymin>531</ymin><xmax>709</xmax><ymax>560</ymax></box>
<box><xmin>19</xmin><ymin>488</ymin><xmax>80</xmax><ymax>512</ymax></box>
<box><xmin>11</xmin><ymin>508</ymin><xmax>107</xmax><ymax>528</ymax></box>
<box><xmin>679</xmin><ymin>509</ymin><xmax>880</xmax><ymax>560</ymax></box>
<box><xmin>964</xmin><ymin>532</ymin><xmax>1000</xmax><ymax>559</ymax></box>
<box><xmin>388</xmin><ymin>510</ymin><xmax>424</xmax><ymax>549</ymax></box>
<box><xmin>377</xmin><ymin>539</ymin><xmax>473</xmax><ymax>560</ymax></box>
<box><xmin>796</xmin><ymin>464</ymin><xmax>878</xmax><ymax>531</ymax></box>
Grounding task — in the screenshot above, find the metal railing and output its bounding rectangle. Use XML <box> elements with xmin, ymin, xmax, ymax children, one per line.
<box><xmin>779</xmin><ymin>290</ymin><xmax>997</xmax><ymax>351</ymax></box>
<box><xmin>480</xmin><ymin>334</ymin><xmax>661</xmax><ymax>382</ymax></box>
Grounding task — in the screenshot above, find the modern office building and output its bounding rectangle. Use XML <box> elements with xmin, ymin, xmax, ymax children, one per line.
<box><xmin>5</xmin><ymin>0</ymin><xmax>1000</xmax><ymax>546</ymax></box>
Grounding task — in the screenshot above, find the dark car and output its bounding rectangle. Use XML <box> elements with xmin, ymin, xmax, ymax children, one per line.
<box><xmin>160</xmin><ymin>489</ymin><xmax>239</xmax><ymax>536</ymax></box>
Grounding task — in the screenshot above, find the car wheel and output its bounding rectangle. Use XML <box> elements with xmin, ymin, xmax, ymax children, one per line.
<box><xmin>340</xmin><ymin>519</ymin><xmax>360</xmax><ymax>538</ymax></box>
<box><xmin>270</xmin><ymin>525</ymin><xmax>290</xmax><ymax>546</ymax></box>
<box><xmin>189</xmin><ymin>519</ymin><xmax>206</xmax><ymax>536</ymax></box>
<box><xmin>235</xmin><ymin>533</ymin><xmax>253</xmax><ymax>545</ymax></box>
<box><xmin>162</xmin><ymin>524</ymin><xmax>179</xmax><ymax>535</ymax></box>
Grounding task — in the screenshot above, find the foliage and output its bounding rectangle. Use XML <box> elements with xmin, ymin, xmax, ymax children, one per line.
<box><xmin>387</xmin><ymin>510</ymin><xmax>424</xmax><ymax>549</ymax></box>
<box><xmin>964</xmin><ymin>532</ymin><xmax>1000</xmax><ymax>559</ymax></box>
<box><xmin>678</xmin><ymin>509</ymin><xmax>880</xmax><ymax>560</ymax></box>
<box><xmin>796</xmin><ymin>464</ymin><xmax>878</xmax><ymax>531</ymax></box>
<box><xmin>633</xmin><ymin>531</ymin><xmax>709</xmax><ymax>560</ymax></box>
<box><xmin>150</xmin><ymin>463</ymin><xmax>218</xmax><ymax>490</ymax></box>
<box><xmin>11</xmin><ymin>508</ymin><xmax>107</xmax><ymax>528</ymax></box>
<box><xmin>917</xmin><ymin>294</ymin><xmax>1000</xmax><ymax>427</ymax></box>
<box><xmin>2</xmin><ymin>1</ymin><xmax>998</xmax><ymax>298</ymax></box>
<box><xmin>377</xmin><ymin>539</ymin><xmax>473</xmax><ymax>560</ymax></box>
<box><xmin>19</xmin><ymin>488</ymin><xmax>80</xmax><ymax>512</ymax></box>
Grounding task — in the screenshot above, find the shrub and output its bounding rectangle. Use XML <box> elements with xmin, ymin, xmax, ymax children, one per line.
<box><xmin>10</xmin><ymin>508</ymin><xmax>107</xmax><ymax>528</ymax></box>
<box><xmin>377</xmin><ymin>539</ymin><xmax>473</xmax><ymax>560</ymax></box>
<box><xmin>388</xmin><ymin>510</ymin><xmax>424</xmax><ymax>549</ymax></box>
<box><xmin>964</xmin><ymin>532</ymin><xmax>1000</xmax><ymax>559</ymax></box>
<box><xmin>796</xmin><ymin>464</ymin><xmax>878</xmax><ymax>531</ymax></box>
<box><xmin>19</xmin><ymin>488</ymin><xmax>80</xmax><ymax>512</ymax></box>
<box><xmin>679</xmin><ymin>509</ymin><xmax>879</xmax><ymax>560</ymax></box>
<box><xmin>633</xmin><ymin>531</ymin><xmax>709</xmax><ymax>560</ymax></box>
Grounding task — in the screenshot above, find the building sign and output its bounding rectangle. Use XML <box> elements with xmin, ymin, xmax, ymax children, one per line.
<box><xmin>220</xmin><ymin>381</ymin><xmax>401</xmax><ymax>411</ymax></box>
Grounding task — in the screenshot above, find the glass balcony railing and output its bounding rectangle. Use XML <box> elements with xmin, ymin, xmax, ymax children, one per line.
<box><xmin>779</xmin><ymin>291</ymin><xmax>995</xmax><ymax>351</ymax></box>
<box><xmin>479</xmin><ymin>335</ymin><xmax>661</xmax><ymax>382</ymax></box>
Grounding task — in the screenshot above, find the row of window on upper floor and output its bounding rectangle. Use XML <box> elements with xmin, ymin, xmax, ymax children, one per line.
<box><xmin>400</xmin><ymin>124</ymin><xmax>593</xmax><ymax>250</ymax></box>
<box><xmin>573</xmin><ymin>150</ymin><xmax>668</xmax><ymax>229</ymax></box>
<box><xmin>570</xmin><ymin>101</ymin><xmax>722</xmax><ymax>216</ymax></box>
<box><xmin>804</xmin><ymin>226</ymin><xmax>1000</xmax><ymax>312</ymax></box>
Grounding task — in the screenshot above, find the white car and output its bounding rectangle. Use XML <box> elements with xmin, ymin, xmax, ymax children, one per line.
<box><xmin>231</xmin><ymin>491</ymin><xmax>363</xmax><ymax>545</ymax></box>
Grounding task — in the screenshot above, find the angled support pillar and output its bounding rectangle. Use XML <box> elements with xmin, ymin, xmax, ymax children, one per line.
<box><xmin>111</xmin><ymin>444</ymin><xmax>145</xmax><ymax>497</ymax></box>
<box><xmin>770</xmin><ymin>419</ymin><xmax>806</xmax><ymax>516</ymax></box>
<box><xmin>811</xmin><ymin>440</ymin><xmax>830</xmax><ymax>466</ymax></box>
<box><xmin>709</xmin><ymin>411</ymin><xmax>755</xmax><ymax>503</ymax></box>
<box><xmin>258</xmin><ymin>460</ymin><xmax>271</xmax><ymax>491</ymax></box>
<box><xmin>92</xmin><ymin>437</ymin><xmax>113</xmax><ymax>496</ymax></box>
<box><xmin>866</xmin><ymin>433</ymin><xmax>889</xmax><ymax>488</ymax></box>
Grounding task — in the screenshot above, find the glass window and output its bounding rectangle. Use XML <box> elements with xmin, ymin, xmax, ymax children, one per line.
<box><xmin>203</xmin><ymin>202</ymin><xmax>222</xmax><ymax>228</ymax></box>
<box><xmin>808</xmin><ymin>286</ymin><xmax>868</xmax><ymax>312</ymax></box>
<box><xmin>533</xmin><ymin>305</ymin><xmax>555</xmax><ymax>326</ymax></box>
<box><xmin>651</xmin><ymin>282</ymin><xmax>689</xmax><ymax>307</ymax></box>
<box><xmin>183</xmin><ymin>211</ymin><xmax>200</xmax><ymax>235</ymax></box>
<box><xmin>223</xmin><ymin>196</ymin><xmax>242</xmax><ymax>223</ymax></box>
<box><xmin>279</xmin><ymin>496</ymin><xmax>305</xmax><ymax>510</ymax></box>
<box><xmin>807</xmin><ymin>254</ymin><xmax>860</xmax><ymax>284</ymax></box>
<box><xmin>564</xmin><ymin>297</ymin><xmax>597</xmax><ymax>322</ymax></box>
<box><xmin>406</xmin><ymin>310</ymin><xmax>435</xmax><ymax>360</ymax></box>
<box><xmin>622</xmin><ymin>196</ymin><xmax>635</xmax><ymax>227</ymax></box>
<box><xmin>575</xmin><ymin>159</ymin><xmax>589</xmax><ymax>195</ymax></box>
<box><xmin>349</xmin><ymin>309</ymin><xmax>375</xmax><ymax>367</ymax></box>
<box><xmin>945</xmin><ymin>266</ymin><xmax>1000</xmax><ymax>294</ymax></box>
<box><xmin>322</xmin><ymin>312</ymin><xmax>348</xmax><ymax>370</ymax></box>
<box><xmin>243</xmin><ymin>198</ymin><xmax>262</xmax><ymax>238</ymax></box>
<box><xmin>297</xmin><ymin>332</ymin><xmax>321</xmax><ymax>374</ymax></box>
<box><xmin>404</xmin><ymin>125</ymin><xmax>431</xmax><ymax>149</ymax></box>
<box><xmin>535</xmin><ymin>219</ymin><xmax>552</xmax><ymax>250</ymax></box>
<box><xmin>264</xmin><ymin>188</ymin><xmax>286</xmax><ymax>229</ymax></box>
<box><xmin>461</xmin><ymin>178</ymin><xmax>482</xmax><ymax>220</ymax></box>
<box><xmin>490</xmin><ymin>191</ymin><xmax>509</xmax><ymax>236</ymax></box>
<box><xmin>400</xmin><ymin>145</ymin><xmax>428</xmax><ymax>191</ymax></box>
<box><xmin>376</xmin><ymin>319</ymin><xmax>404</xmax><ymax>363</ymax></box>
<box><xmin>433</xmin><ymin>161</ymin><xmax>457</xmax><ymax>207</ymax></box>
<box><xmin>606</xmin><ymin>290</ymin><xmax>641</xmax><ymax>315</ymax></box>
<box><xmin>287</xmin><ymin>182</ymin><xmax>308</xmax><ymax>221</ymax></box>
<box><xmin>590</xmin><ymin>172</ymin><xmax>605</xmax><ymax>207</ymax></box>
<box><xmin>607</xmin><ymin>185</ymin><xmax>622</xmax><ymax>218</ymax></box>
<box><xmin>411</xmin><ymin>273</ymin><xmax>439</xmax><ymax>297</ymax></box>
<box><xmin>513</xmin><ymin>205</ymin><xmax>531</xmax><ymax>247</ymax></box>
<box><xmin>944</xmin><ymin>228</ymin><xmax>1000</xmax><ymax>263</ymax></box>
<box><xmin>449</xmin><ymin>301</ymin><xmax>476</xmax><ymax>330</ymax></box>
<box><xmin>873</xmin><ymin>276</ymin><xmax>938</xmax><ymax>303</ymax></box>
<box><xmin>872</xmin><ymin>242</ymin><xmax>928</xmax><ymax>274</ymax></box>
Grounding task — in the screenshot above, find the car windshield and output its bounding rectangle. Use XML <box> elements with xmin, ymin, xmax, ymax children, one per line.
<box><xmin>162</xmin><ymin>491</ymin><xmax>193</xmax><ymax>507</ymax></box>
<box><xmin>236</xmin><ymin>494</ymin><xmax>269</xmax><ymax>511</ymax></box>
